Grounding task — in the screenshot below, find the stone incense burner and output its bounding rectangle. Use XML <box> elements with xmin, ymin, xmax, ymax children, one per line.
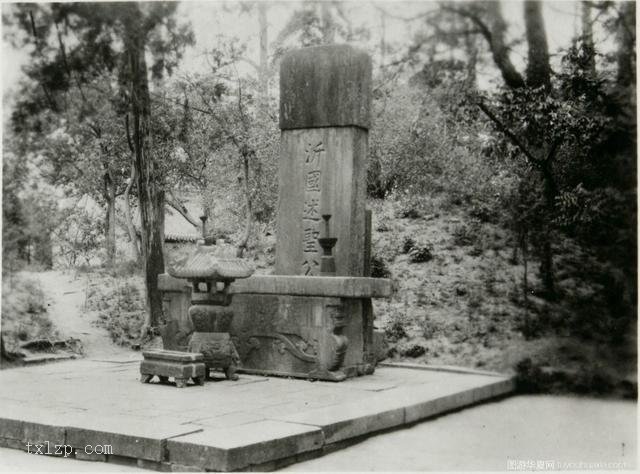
<box><xmin>166</xmin><ymin>243</ymin><xmax>255</xmax><ymax>381</ymax></box>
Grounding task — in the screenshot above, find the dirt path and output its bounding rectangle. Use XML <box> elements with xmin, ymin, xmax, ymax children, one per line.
<box><xmin>25</xmin><ymin>270</ymin><xmax>135</xmax><ymax>360</ymax></box>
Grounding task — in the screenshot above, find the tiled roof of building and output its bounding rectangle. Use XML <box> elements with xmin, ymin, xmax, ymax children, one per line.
<box><xmin>132</xmin><ymin>197</ymin><xmax>202</xmax><ymax>243</ymax></box>
<box><xmin>165</xmin><ymin>232</ymin><xmax>200</xmax><ymax>243</ymax></box>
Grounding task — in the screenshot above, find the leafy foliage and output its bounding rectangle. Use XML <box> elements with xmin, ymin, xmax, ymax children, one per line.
<box><xmin>87</xmin><ymin>278</ymin><xmax>146</xmax><ymax>347</ymax></box>
<box><xmin>273</xmin><ymin>2</ymin><xmax>369</xmax><ymax>59</ymax></box>
<box><xmin>1</xmin><ymin>276</ymin><xmax>57</xmax><ymax>352</ymax></box>
<box><xmin>477</xmin><ymin>37</ymin><xmax>636</xmax><ymax>340</ymax></box>
<box><xmin>2</xmin><ymin>142</ymin><xmax>60</xmax><ymax>271</ymax></box>
<box><xmin>371</xmin><ymin>254</ymin><xmax>391</xmax><ymax>279</ymax></box>
<box><xmin>368</xmin><ymin>84</ymin><xmax>507</xmax><ymax>212</ymax></box>
<box><xmin>408</xmin><ymin>242</ymin><xmax>434</xmax><ymax>264</ymax></box>
<box><xmin>54</xmin><ymin>206</ymin><xmax>104</xmax><ymax>267</ymax></box>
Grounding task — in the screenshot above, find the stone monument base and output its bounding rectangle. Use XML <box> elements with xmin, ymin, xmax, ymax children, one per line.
<box><xmin>193</xmin><ymin>294</ymin><xmax>376</xmax><ymax>381</ymax></box>
<box><xmin>158</xmin><ymin>274</ymin><xmax>388</xmax><ymax>382</ymax></box>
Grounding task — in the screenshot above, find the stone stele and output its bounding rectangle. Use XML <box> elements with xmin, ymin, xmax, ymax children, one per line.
<box><xmin>159</xmin><ymin>44</ymin><xmax>385</xmax><ymax>381</ymax></box>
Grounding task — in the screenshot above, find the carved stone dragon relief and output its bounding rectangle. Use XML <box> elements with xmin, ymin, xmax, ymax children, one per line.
<box><xmin>233</xmin><ymin>332</ymin><xmax>318</xmax><ymax>363</ymax></box>
<box><xmin>231</xmin><ymin>298</ymin><xmax>350</xmax><ymax>381</ymax></box>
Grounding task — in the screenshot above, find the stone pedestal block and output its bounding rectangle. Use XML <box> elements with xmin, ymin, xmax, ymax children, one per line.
<box><xmin>140</xmin><ymin>350</ymin><xmax>206</xmax><ymax>388</ymax></box>
<box><xmin>224</xmin><ymin>294</ymin><xmax>376</xmax><ymax>381</ymax></box>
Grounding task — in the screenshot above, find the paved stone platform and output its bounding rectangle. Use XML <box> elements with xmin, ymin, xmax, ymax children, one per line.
<box><xmin>0</xmin><ymin>358</ymin><xmax>514</xmax><ymax>471</ymax></box>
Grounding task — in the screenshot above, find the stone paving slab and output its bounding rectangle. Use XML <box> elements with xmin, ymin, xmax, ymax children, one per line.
<box><xmin>0</xmin><ymin>357</ymin><xmax>515</xmax><ymax>471</ymax></box>
<box><xmin>65</xmin><ymin>414</ymin><xmax>203</xmax><ymax>461</ymax></box>
<box><xmin>166</xmin><ymin>420</ymin><xmax>324</xmax><ymax>471</ymax></box>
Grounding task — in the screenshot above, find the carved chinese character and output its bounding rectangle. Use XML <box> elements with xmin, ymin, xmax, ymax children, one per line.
<box><xmin>302</xmin><ymin>197</ymin><xmax>320</xmax><ymax>221</ymax></box>
<box><xmin>304</xmin><ymin>141</ymin><xmax>324</xmax><ymax>168</ymax></box>
<box><xmin>303</xmin><ymin>227</ymin><xmax>319</xmax><ymax>252</ymax></box>
<box><xmin>302</xmin><ymin>257</ymin><xmax>319</xmax><ymax>275</ymax></box>
<box><xmin>305</xmin><ymin>170</ymin><xmax>321</xmax><ymax>192</ymax></box>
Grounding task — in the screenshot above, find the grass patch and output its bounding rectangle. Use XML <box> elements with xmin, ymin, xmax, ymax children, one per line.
<box><xmin>86</xmin><ymin>276</ymin><xmax>146</xmax><ymax>348</ymax></box>
<box><xmin>372</xmin><ymin>197</ymin><xmax>635</xmax><ymax>397</ymax></box>
<box><xmin>1</xmin><ymin>275</ymin><xmax>58</xmax><ymax>353</ymax></box>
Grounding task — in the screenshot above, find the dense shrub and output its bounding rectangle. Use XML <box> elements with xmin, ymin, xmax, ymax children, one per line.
<box><xmin>368</xmin><ymin>85</ymin><xmax>505</xmax><ymax>209</ymax></box>
<box><xmin>1</xmin><ymin>276</ymin><xmax>57</xmax><ymax>352</ymax></box>
<box><xmin>54</xmin><ymin>207</ymin><xmax>104</xmax><ymax>267</ymax></box>
<box><xmin>384</xmin><ymin>321</ymin><xmax>407</xmax><ymax>342</ymax></box>
<box><xmin>515</xmin><ymin>357</ymin><xmax>631</xmax><ymax>397</ymax></box>
<box><xmin>397</xmin><ymin>206</ymin><xmax>421</xmax><ymax>219</ymax></box>
<box><xmin>452</xmin><ymin>220</ymin><xmax>482</xmax><ymax>247</ymax></box>
<box><xmin>469</xmin><ymin>198</ymin><xmax>498</xmax><ymax>223</ymax></box>
<box><xmin>401</xmin><ymin>237</ymin><xmax>416</xmax><ymax>254</ymax></box>
<box><xmin>111</xmin><ymin>260</ymin><xmax>141</xmax><ymax>278</ymax></box>
<box><xmin>371</xmin><ymin>254</ymin><xmax>391</xmax><ymax>279</ymax></box>
<box><xmin>419</xmin><ymin>316</ymin><xmax>443</xmax><ymax>340</ymax></box>
<box><xmin>402</xmin><ymin>344</ymin><xmax>426</xmax><ymax>358</ymax></box>
<box><xmin>376</xmin><ymin>221</ymin><xmax>391</xmax><ymax>232</ymax></box>
<box><xmin>87</xmin><ymin>278</ymin><xmax>146</xmax><ymax>347</ymax></box>
<box><xmin>408</xmin><ymin>243</ymin><xmax>434</xmax><ymax>263</ymax></box>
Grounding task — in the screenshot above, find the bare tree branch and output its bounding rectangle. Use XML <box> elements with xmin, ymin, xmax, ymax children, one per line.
<box><xmin>443</xmin><ymin>3</ymin><xmax>526</xmax><ymax>88</ymax></box>
<box><xmin>166</xmin><ymin>189</ymin><xmax>201</xmax><ymax>229</ymax></box>
<box><xmin>373</xmin><ymin>4</ymin><xmax>438</xmax><ymax>22</ymax></box>
<box><xmin>477</xmin><ymin>99</ymin><xmax>542</xmax><ymax>167</ymax></box>
<box><xmin>545</xmin><ymin>137</ymin><xmax>563</xmax><ymax>163</ymax></box>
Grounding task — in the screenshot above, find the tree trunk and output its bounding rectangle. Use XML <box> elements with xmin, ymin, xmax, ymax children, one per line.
<box><xmin>125</xmin><ymin>5</ymin><xmax>165</xmax><ymax>337</ymax></box>
<box><xmin>104</xmin><ymin>171</ymin><xmax>117</xmax><ymax>268</ymax></box>
<box><xmin>581</xmin><ymin>1</ymin><xmax>596</xmax><ymax>78</ymax></box>
<box><xmin>1</xmin><ymin>333</ymin><xmax>17</xmax><ymax>364</ymax></box>
<box><xmin>524</xmin><ymin>0</ymin><xmax>551</xmax><ymax>89</ymax></box>
<box><xmin>123</xmin><ymin>160</ymin><xmax>140</xmax><ymax>262</ymax></box>
<box><xmin>539</xmin><ymin>160</ymin><xmax>557</xmax><ymax>298</ymax></box>
<box><xmin>258</xmin><ymin>2</ymin><xmax>269</xmax><ymax>114</ymax></box>
<box><xmin>523</xmin><ymin>1</ymin><xmax>554</xmax><ymax>294</ymax></box>
<box><xmin>521</xmin><ymin>228</ymin><xmax>529</xmax><ymax>331</ymax></box>
<box><xmin>616</xmin><ymin>1</ymin><xmax>636</xmax><ymax>89</ymax></box>
<box><xmin>35</xmin><ymin>231</ymin><xmax>53</xmax><ymax>269</ymax></box>
<box><xmin>236</xmin><ymin>152</ymin><xmax>252</xmax><ymax>257</ymax></box>
<box><xmin>463</xmin><ymin>29</ymin><xmax>478</xmax><ymax>89</ymax></box>
<box><xmin>379</xmin><ymin>10</ymin><xmax>386</xmax><ymax>70</ymax></box>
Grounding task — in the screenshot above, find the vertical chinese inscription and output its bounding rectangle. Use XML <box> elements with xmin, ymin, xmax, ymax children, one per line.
<box><xmin>301</xmin><ymin>141</ymin><xmax>324</xmax><ymax>275</ymax></box>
